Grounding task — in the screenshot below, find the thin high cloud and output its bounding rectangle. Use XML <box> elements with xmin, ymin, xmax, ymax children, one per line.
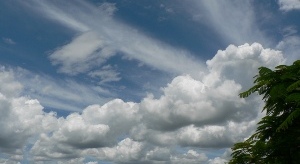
<box><xmin>180</xmin><ymin>0</ymin><xmax>270</xmax><ymax>46</ymax></box>
<box><xmin>275</xmin><ymin>0</ymin><xmax>300</xmax><ymax>63</ymax></box>
<box><xmin>278</xmin><ymin>0</ymin><xmax>300</xmax><ymax>11</ymax></box>
<box><xmin>24</xmin><ymin>0</ymin><xmax>205</xmax><ymax>78</ymax></box>
<box><xmin>12</xmin><ymin>67</ymin><xmax>112</xmax><ymax>112</ymax></box>
<box><xmin>181</xmin><ymin>0</ymin><xmax>299</xmax><ymax>63</ymax></box>
<box><xmin>2</xmin><ymin>38</ymin><xmax>16</xmax><ymax>45</ymax></box>
<box><xmin>275</xmin><ymin>25</ymin><xmax>300</xmax><ymax>64</ymax></box>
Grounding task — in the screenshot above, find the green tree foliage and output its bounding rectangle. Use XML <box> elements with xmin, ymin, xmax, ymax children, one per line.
<box><xmin>229</xmin><ymin>60</ymin><xmax>300</xmax><ymax>164</ymax></box>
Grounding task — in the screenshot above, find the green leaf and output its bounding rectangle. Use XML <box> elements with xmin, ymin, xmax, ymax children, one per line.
<box><xmin>293</xmin><ymin>60</ymin><xmax>300</xmax><ymax>66</ymax></box>
<box><xmin>258</xmin><ymin>67</ymin><xmax>273</xmax><ymax>76</ymax></box>
<box><xmin>285</xmin><ymin>93</ymin><xmax>300</xmax><ymax>103</ymax></box>
<box><xmin>275</xmin><ymin>65</ymin><xmax>287</xmax><ymax>70</ymax></box>
<box><xmin>239</xmin><ymin>86</ymin><xmax>258</xmax><ymax>98</ymax></box>
<box><xmin>269</xmin><ymin>83</ymin><xmax>287</xmax><ymax>99</ymax></box>
<box><xmin>277</xmin><ymin>108</ymin><xmax>300</xmax><ymax>131</ymax></box>
<box><xmin>280</xmin><ymin>72</ymin><xmax>297</xmax><ymax>80</ymax></box>
<box><xmin>287</xmin><ymin>80</ymin><xmax>300</xmax><ymax>92</ymax></box>
<box><xmin>232</xmin><ymin>60</ymin><xmax>300</xmax><ymax>164</ymax></box>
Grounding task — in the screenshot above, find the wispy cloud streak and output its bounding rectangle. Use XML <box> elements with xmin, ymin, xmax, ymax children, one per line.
<box><xmin>180</xmin><ymin>0</ymin><xmax>270</xmax><ymax>46</ymax></box>
<box><xmin>24</xmin><ymin>0</ymin><xmax>205</xmax><ymax>77</ymax></box>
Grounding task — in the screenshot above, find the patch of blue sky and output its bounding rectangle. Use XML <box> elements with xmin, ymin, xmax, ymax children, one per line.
<box><xmin>0</xmin><ymin>1</ymin><xmax>74</xmax><ymax>75</ymax></box>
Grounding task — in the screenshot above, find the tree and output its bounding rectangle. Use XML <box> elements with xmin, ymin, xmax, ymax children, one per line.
<box><xmin>229</xmin><ymin>60</ymin><xmax>300</xmax><ymax>164</ymax></box>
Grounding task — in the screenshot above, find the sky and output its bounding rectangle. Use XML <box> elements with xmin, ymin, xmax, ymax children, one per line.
<box><xmin>0</xmin><ymin>0</ymin><xmax>299</xmax><ymax>163</ymax></box>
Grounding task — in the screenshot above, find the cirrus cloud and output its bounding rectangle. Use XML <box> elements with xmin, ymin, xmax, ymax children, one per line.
<box><xmin>278</xmin><ymin>0</ymin><xmax>300</xmax><ymax>11</ymax></box>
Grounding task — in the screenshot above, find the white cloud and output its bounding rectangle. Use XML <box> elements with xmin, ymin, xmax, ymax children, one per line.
<box><xmin>206</xmin><ymin>43</ymin><xmax>285</xmax><ymax>86</ymax></box>
<box><xmin>208</xmin><ymin>157</ymin><xmax>228</xmax><ymax>164</ymax></box>
<box><xmin>0</xmin><ymin>67</ymin><xmax>23</xmax><ymax>98</ymax></box>
<box><xmin>80</xmin><ymin>138</ymin><xmax>144</xmax><ymax>163</ymax></box>
<box><xmin>30</xmin><ymin>99</ymin><xmax>140</xmax><ymax>161</ymax></box>
<box><xmin>170</xmin><ymin>150</ymin><xmax>208</xmax><ymax>164</ymax></box>
<box><xmin>137</xmin><ymin>43</ymin><xmax>284</xmax><ymax>133</ymax></box>
<box><xmin>139</xmin><ymin>75</ymin><xmax>239</xmax><ymax>131</ymax></box>
<box><xmin>208</xmin><ymin>148</ymin><xmax>231</xmax><ymax>164</ymax></box>
<box><xmin>85</xmin><ymin>162</ymin><xmax>97</xmax><ymax>164</ymax></box>
<box><xmin>175</xmin><ymin>121</ymin><xmax>258</xmax><ymax>148</ymax></box>
<box><xmin>81</xmin><ymin>99</ymin><xmax>140</xmax><ymax>138</ymax></box>
<box><xmin>50</xmin><ymin>31</ymin><xmax>115</xmax><ymax>75</ymax></box>
<box><xmin>145</xmin><ymin>147</ymin><xmax>171</xmax><ymax>162</ymax></box>
<box><xmin>99</xmin><ymin>138</ymin><xmax>144</xmax><ymax>162</ymax></box>
<box><xmin>0</xmin><ymin>43</ymin><xmax>286</xmax><ymax>163</ymax></box>
<box><xmin>0</xmin><ymin>68</ymin><xmax>58</xmax><ymax>160</ymax></box>
<box><xmin>278</xmin><ymin>0</ymin><xmax>300</xmax><ymax>11</ymax></box>
<box><xmin>30</xmin><ymin>113</ymin><xmax>110</xmax><ymax>159</ymax></box>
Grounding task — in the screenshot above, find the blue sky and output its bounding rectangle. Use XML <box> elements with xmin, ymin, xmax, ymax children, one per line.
<box><xmin>0</xmin><ymin>0</ymin><xmax>299</xmax><ymax>163</ymax></box>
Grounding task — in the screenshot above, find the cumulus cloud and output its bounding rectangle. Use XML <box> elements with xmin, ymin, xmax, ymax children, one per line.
<box><xmin>30</xmin><ymin>113</ymin><xmax>110</xmax><ymax>159</ymax></box>
<box><xmin>31</xmin><ymin>99</ymin><xmax>140</xmax><ymax>161</ymax></box>
<box><xmin>129</xmin><ymin>43</ymin><xmax>284</xmax><ymax>159</ymax></box>
<box><xmin>278</xmin><ymin>0</ymin><xmax>300</xmax><ymax>11</ymax></box>
<box><xmin>139</xmin><ymin>76</ymin><xmax>244</xmax><ymax>131</ymax></box>
<box><xmin>175</xmin><ymin>122</ymin><xmax>258</xmax><ymax>148</ymax></box>
<box><xmin>0</xmin><ymin>43</ymin><xmax>285</xmax><ymax>163</ymax></box>
<box><xmin>91</xmin><ymin>138</ymin><xmax>144</xmax><ymax>163</ymax></box>
<box><xmin>145</xmin><ymin>147</ymin><xmax>171</xmax><ymax>162</ymax></box>
<box><xmin>0</xmin><ymin>68</ymin><xmax>58</xmax><ymax>160</ymax></box>
<box><xmin>206</xmin><ymin>43</ymin><xmax>285</xmax><ymax>86</ymax></box>
<box><xmin>171</xmin><ymin>150</ymin><xmax>208</xmax><ymax>164</ymax></box>
<box><xmin>135</xmin><ymin>43</ymin><xmax>284</xmax><ymax>134</ymax></box>
<box><xmin>0</xmin><ymin>68</ymin><xmax>22</xmax><ymax>98</ymax></box>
